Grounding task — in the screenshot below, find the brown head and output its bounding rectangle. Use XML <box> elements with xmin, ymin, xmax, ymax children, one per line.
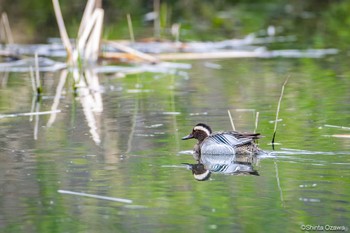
<box><xmin>182</xmin><ymin>123</ymin><xmax>212</xmax><ymax>142</ymax></box>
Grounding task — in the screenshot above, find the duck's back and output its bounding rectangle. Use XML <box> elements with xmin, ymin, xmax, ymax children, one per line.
<box><xmin>200</xmin><ymin>132</ymin><xmax>253</xmax><ymax>155</ymax></box>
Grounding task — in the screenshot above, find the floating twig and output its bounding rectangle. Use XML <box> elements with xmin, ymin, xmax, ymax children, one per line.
<box><xmin>271</xmin><ymin>76</ymin><xmax>289</xmax><ymax>149</ymax></box>
<box><xmin>0</xmin><ymin>110</ymin><xmax>61</xmax><ymax>119</ymax></box>
<box><xmin>106</xmin><ymin>41</ymin><xmax>158</xmax><ymax>63</ymax></box>
<box><xmin>323</xmin><ymin>124</ymin><xmax>350</xmax><ymax>130</ymax></box>
<box><xmin>58</xmin><ymin>190</ymin><xmax>133</xmax><ymax>204</ymax></box>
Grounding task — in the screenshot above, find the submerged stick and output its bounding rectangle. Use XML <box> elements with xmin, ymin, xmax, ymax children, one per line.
<box><xmin>271</xmin><ymin>76</ymin><xmax>289</xmax><ymax>149</ymax></box>
<box><xmin>58</xmin><ymin>190</ymin><xmax>133</xmax><ymax>204</ymax></box>
<box><xmin>227</xmin><ymin>110</ymin><xmax>236</xmax><ymax>131</ymax></box>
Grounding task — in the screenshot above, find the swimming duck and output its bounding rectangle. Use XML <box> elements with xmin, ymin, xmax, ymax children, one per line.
<box><xmin>182</xmin><ymin>123</ymin><xmax>262</xmax><ymax>157</ymax></box>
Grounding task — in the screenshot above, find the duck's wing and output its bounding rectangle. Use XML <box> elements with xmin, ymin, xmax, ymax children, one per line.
<box><xmin>207</xmin><ymin>132</ymin><xmax>253</xmax><ymax>147</ymax></box>
<box><xmin>227</xmin><ymin>131</ymin><xmax>262</xmax><ymax>140</ymax></box>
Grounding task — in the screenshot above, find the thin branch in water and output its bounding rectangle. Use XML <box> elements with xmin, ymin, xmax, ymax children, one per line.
<box><xmin>34</xmin><ymin>53</ymin><xmax>42</xmax><ymax>94</ymax></box>
<box><xmin>323</xmin><ymin>124</ymin><xmax>350</xmax><ymax>130</ymax></box>
<box><xmin>33</xmin><ymin>100</ymin><xmax>40</xmax><ymax>140</ymax></box>
<box><xmin>227</xmin><ymin>110</ymin><xmax>236</xmax><ymax>131</ymax></box>
<box><xmin>58</xmin><ymin>190</ymin><xmax>133</xmax><ymax>204</ymax></box>
<box><xmin>271</xmin><ymin>76</ymin><xmax>289</xmax><ymax>150</ymax></box>
<box><xmin>0</xmin><ymin>110</ymin><xmax>61</xmax><ymax>119</ymax></box>
<box><xmin>29</xmin><ymin>66</ymin><xmax>36</xmax><ymax>93</ymax></box>
<box><xmin>254</xmin><ymin>111</ymin><xmax>260</xmax><ymax>134</ymax></box>
<box><xmin>127</xmin><ymin>13</ymin><xmax>135</xmax><ymax>43</ymax></box>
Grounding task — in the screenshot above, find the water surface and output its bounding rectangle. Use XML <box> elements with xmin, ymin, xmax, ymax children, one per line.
<box><xmin>1</xmin><ymin>56</ymin><xmax>350</xmax><ymax>233</ymax></box>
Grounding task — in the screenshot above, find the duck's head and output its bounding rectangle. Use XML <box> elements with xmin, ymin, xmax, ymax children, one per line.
<box><xmin>182</xmin><ymin>123</ymin><xmax>212</xmax><ymax>142</ymax></box>
<box><xmin>182</xmin><ymin>163</ymin><xmax>211</xmax><ymax>181</ymax></box>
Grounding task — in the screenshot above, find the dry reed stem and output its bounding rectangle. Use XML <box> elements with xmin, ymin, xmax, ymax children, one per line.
<box><xmin>227</xmin><ymin>110</ymin><xmax>236</xmax><ymax>131</ymax></box>
<box><xmin>1</xmin><ymin>12</ymin><xmax>14</xmax><ymax>44</ymax></box>
<box><xmin>254</xmin><ymin>111</ymin><xmax>260</xmax><ymax>133</ymax></box>
<box><xmin>153</xmin><ymin>0</ymin><xmax>160</xmax><ymax>39</ymax></box>
<box><xmin>80</xmin><ymin>8</ymin><xmax>104</xmax><ymax>62</ymax></box>
<box><xmin>52</xmin><ymin>0</ymin><xmax>73</xmax><ymax>58</ymax></box>
<box><xmin>127</xmin><ymin>14</ymin><xmax>135</xmax><ymax>43</ymax></box>
<box><xmin>271</xmin><ymin>76</ymin><xmax>289</xmax><ymax>148</ymax></box>
<box><xmin>33</xmin><ymin>53</ymin><xmax>43</xmax><ymax>94</ymax></box>
<box><xmin>154</xmin><ymin>51</ymin><xmax>261</xmax><ymax>60</ymax></box>
<box><xmin>78</xmin><ymin>0</ymin><xmax>96</xmax><ymax>37</ymax></box>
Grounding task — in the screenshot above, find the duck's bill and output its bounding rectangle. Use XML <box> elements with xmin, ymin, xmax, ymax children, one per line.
<box><xmin>182</xmin><ymin>134</ymin><xmax>194</xmax><ymax>140</ymax></box>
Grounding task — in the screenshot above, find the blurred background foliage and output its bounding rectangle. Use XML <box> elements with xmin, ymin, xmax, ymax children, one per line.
<box><xmin>0</xmin><ymin>0</ymin><xmax>349</xmax><ymax>50</ymax></box>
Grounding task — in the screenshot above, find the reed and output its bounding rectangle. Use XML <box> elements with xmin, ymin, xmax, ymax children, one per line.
<box><xmin>271</xmin><ymin>76</ymin><xmax>289</xmax><ymax>149</ymax></box>
<box><xmin>0</xmin><ymin>12</ymin><xmax>14</xmax><ymax>44</ymax></box>
<box><xmin>52</xmin><ymin>0</ymin><xmax>73</xmax><ymax>58</ymax></box>
<box><xmin>29</xmin><ymin>54</ymin><xmax>42</xmax><ymax>96</ymax></box>
<box><xmin>127</xmin><ymin>13</ymin><xmax>135</xmax><ymax>43</ymax></box>
<box><xmin>34</xmin><ymin>53</ymin><xmax>42</xmax><ymax>95</ymax></box>
<box><xmin>52</xmin><ymin>0</ymin><xmax>104</xmax><ymax>64</ymax></box>
<box><xmin>227</xmin><ymin>110</ymin><xmax>236</xmax><ymax>131</ymax></box>
<box><xmin>153</xmin><ymin>0</ymin><xmax>161</xmax><ymax>39</ymax></box>
<box><xmin>254</xmin><ymin>111</ymin><xmax>260</xmax><ymax>134</ymax></box>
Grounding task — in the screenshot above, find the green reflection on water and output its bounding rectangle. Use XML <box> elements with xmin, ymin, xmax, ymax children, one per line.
<box><xmin>1</xmin><ymin>54</ymin><xmax>350</xmax><ymax>233</ymax></box>
<box><xmin>1</xmin><ymin>1</ymin><xmax>350</xmax><ymax>232</ymax></box>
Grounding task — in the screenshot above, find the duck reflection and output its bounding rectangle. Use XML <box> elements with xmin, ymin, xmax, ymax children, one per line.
<box><xmin>181</xmin><ymin>123</ymin><xmax>262</xmax><ymax>181</ymax></box>
<box><xmin>183</xmin><ymin>153</ymin><xmax>259</xmax><ymax>181</ymax></box>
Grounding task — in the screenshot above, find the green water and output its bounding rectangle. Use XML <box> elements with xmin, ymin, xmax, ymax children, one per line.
<box><xmin>0</xmin><ymin>56</ymin><xmax>349</xmax><ymax>233</ymax></box>
<box><xmin>1</xmin><ymin>1</ymin><xmax>350</xmax><ymax>232</ymax></box>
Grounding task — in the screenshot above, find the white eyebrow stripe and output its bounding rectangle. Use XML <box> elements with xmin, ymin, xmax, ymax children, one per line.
<box><xmin>193</xmin><ymin>125</ymin><xmax>211</xmax><ymax>136</ymax></box>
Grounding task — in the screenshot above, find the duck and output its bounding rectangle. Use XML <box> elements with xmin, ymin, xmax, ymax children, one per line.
<box><xmin>182</xmin><ymin>123</ymin><xmax>262</xmax><ymax>157</ymax></box>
